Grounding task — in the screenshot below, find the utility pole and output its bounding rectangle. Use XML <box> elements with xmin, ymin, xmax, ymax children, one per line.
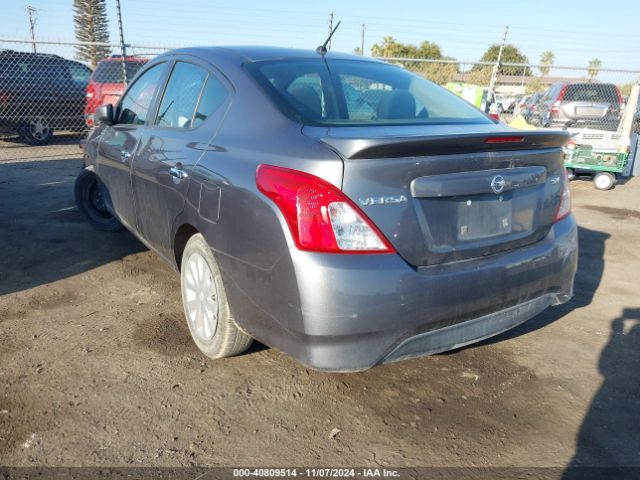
<box><xmin>26</xmin><ymin>5</ymin><xmax>38</xmax><ymax>53</ymax></box>
<box><xmin>488</xmin><ymin>25</ymin><xmax>508</xmax><ymax>95</ymax></box>
<box><xmin>115</xmin><ymin>0</ymin><xmax>128</xmax><ymax>85</ymax></box>
<box><xmin>327</xmin><ymin>12</ymin><xmax>334</xmax><ymax>51</ymax></box>
<box><xmin>360</xmin><ymin>24</ymin><xmax>366</xmax><ymax>56</ymax></box>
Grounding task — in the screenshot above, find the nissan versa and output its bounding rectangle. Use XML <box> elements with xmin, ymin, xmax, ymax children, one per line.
<box><xmin>75</xmin><ymin>46</ymin><xmax>578</xmax><ymax>372</ymax></box>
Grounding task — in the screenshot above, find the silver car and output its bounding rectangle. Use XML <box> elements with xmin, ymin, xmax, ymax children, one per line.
<box><xmin>76</xmin><ymin>47</ymin><xmax>578</xmax><ymax>371</ymax></box>
<box><xmin>536</xmin><ymin>82</ymin><xmax>624</xmax><ymax>131</ymax></box>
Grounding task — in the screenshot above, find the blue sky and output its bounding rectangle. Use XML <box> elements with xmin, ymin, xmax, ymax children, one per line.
<box><xmin>1</xmin><ymin>0</ymin><xmax>638</xmax><ymax>71</ymax></box>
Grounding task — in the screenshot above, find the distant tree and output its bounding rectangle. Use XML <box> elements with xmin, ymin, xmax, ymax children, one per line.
<box><xmin>416</xmin><ymin>40</ymin><xmax>442</xmax><ymax>59</ymax></box>
<box><xmin>371</xmin><ymin>37</ymin><xmax>443</xmax><ymax>59</ymax></box>
<box><xmin>422</xmin><ymin>57</ymin><xmax>459</xmax><ymax>85</ymax></box>
<box><xmin>588</xmin><ymin>58</ymin><xmax>602</xmax><ymax>81</ymax></box>
<box><xmin>539</xmin><ymin>51</ymin><xmax>554</xmax><ymax>76</ymax></box>
<box><xmin>352</xmin><ymin>47</ymin><xmax>362</xmax><ymax>56</ymax></box>
<box><xmin>526</xmin><ymin>78</ymin><xmax>545</xmax><ymax>94</ymax></box>
<box><xmin>371</xmin><ymin>36</ymin><xmax>397</xmax><ymax>57</ymax></box>
<box><xmin>618</xmin><ymin>83</ymin><xmax>633</xmax><ymax>97</ymax></box>
<box><xmin>472</xmin><ymin>44</ymin><xmax>532</xmax><ymax>76</ymax></box>
<box><xmin>466</xmin><ymin>66</ymin><xmax>493</xmax><ymax>86</ymax></box>
<box><xmin>73</xmin><ymin>0</ymin><xmax>111</xmax><ymax>68</ymax></box>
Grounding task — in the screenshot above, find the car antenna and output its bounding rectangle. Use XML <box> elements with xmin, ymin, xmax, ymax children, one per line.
<box><xmin>316</xmin><ymin>20</ymin><xmax>341</xmax><ymax>56</ymax></box>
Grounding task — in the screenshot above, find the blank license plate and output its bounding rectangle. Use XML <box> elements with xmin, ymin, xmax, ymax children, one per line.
<box><xmin>457</xmin><ymin>197</ymin><xmax>513</xmax><ymax>240</ymax></box>
<box><xmin>575</xmin><ymin>106</ymin><xmax>605</xmax><ymax>117</ymax></box>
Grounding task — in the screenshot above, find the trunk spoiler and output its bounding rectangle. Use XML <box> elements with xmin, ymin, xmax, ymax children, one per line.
<box><xmin>316</xmin><ymin>131</ymin><xmax>570</xmax><ymax>159</ymax></box>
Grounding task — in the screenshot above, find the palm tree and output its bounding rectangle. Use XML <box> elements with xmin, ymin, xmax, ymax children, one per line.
<box><xmin>539</xmin><ymin>51</ymin><xmax>554</xmax><ymax>77</ymax></box>
<box><xmin>371</xmin><ymin>36</ymin><xmax>396</xmax><ymax>57</ymax></box>
<box><xmin>588</xmin><ymin>58</ymin><xmax>602</xmax><ymax>82</ymax></box>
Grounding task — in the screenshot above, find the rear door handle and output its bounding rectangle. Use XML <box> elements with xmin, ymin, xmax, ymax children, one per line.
<box><xmin>170</xmin><ymin>167</ymin><xmax>188</xmax><ymax>180</ymax></box>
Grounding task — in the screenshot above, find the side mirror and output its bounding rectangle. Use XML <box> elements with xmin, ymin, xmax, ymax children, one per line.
<box><xmin>95</xmin><ymin>104</ymin><xmax>115</xmax><ymax>126</ymax></box>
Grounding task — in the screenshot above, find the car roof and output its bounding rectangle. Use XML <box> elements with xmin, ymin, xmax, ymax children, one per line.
<box><xmin>99</xmin><ymin>56</ymin><xmax>148</xmax><ymax>63</ymax></box>
<box><xmin>0</xmin><ymin>49</ymin><xmax>64</xmax><ymax>62</ymax></box>
<box><xmin>158</xmin><ymin>45</ymin><xmax>378</xmax><ymax>65</ymax></box>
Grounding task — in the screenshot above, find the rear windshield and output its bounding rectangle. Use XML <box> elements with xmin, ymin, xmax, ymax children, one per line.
<box><xmin>92</xmin><ymin>60</ymin><xmax>146</xmax><ymax>83</ymax></box>
<box><xmin>563</xmin><ymin>84</ymin><xmax>619</xmax><ymax>103</ymax></box>
<box><xmin>246</xmin><ymin>59</ymin><xmax>492</xmax><ymax>126</ymax></box>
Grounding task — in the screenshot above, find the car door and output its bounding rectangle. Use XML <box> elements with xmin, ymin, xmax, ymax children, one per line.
<box><xmin>132</xmin><ymin>57</ymin><xmax>231</xmax><ymax>261</ymax></box>
<box><xmin>95</xmin><ymin>62</ymin><xmax>167</xmax><ymax>230</ymax></box>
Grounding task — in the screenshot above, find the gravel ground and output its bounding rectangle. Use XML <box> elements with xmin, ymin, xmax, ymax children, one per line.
<box><xmin>0</xmin><ymin>148</ymin><xmax>639</xmax><ymax>475</ymax></box>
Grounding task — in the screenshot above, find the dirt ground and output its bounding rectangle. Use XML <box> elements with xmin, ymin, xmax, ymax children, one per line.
<box><xmin>0</xmin><ymin>146</ymin><xmax>639</xmax><ymax>475</ymax></box>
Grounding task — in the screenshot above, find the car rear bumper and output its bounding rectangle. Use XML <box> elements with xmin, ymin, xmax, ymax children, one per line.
<box><xmin>280</xmin><ymin>214</ymin><xmax>578</xmax><ymax>372</ymax></box>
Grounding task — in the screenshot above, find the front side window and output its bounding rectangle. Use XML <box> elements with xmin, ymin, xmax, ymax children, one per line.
<box><xmin>119</xmin><ymin>63</ymin><xmax>165</xmax><ymax>125</ymax></box>
<box><xmin>247</xmin><ymin>59</ymin><xmax>491</xmax><ymax>126</ymax></box>
<box><xmin>155</xmin><ymin>62</ymin><xmax>208</xmax><ymax>129</ymax></box>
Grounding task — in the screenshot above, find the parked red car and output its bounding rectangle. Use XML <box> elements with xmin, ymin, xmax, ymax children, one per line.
<box><xmin>84</xmin><ymin>56</ymin><xmax>147</xmax><ymax>126</ymax></box>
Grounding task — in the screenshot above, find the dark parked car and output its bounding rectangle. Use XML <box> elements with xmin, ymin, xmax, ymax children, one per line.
<box><xmin>534</xmin><ymin>82</ymin><xmax>624</xmax><ymax>131</ymax></box>
<box><xmin>76</xmin><ymin>47</ymin><xmax>578</xmax><ymax>372</ymax></box>
<box><xmin>84</xmin><ymin>55</ymin><xmax>148</xmax><ymax>127</ymax></box>
<box><xmin>0</xmin><ymin>50</ymin><xmax>91</xmax><ymax>144</ymax></box>
<box><xmin>517</xmin><ymin>92</ymin><xmax>543</xmax><ymax>123</ymax></box>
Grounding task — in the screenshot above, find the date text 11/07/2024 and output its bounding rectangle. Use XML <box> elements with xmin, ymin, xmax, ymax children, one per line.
<box><xmin>232</xmin><ymin>468</ymin><xmax>401</xmax><ymax>478</ymax></box>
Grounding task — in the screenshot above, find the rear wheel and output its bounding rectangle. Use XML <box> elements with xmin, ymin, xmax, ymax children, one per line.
<box><xmin>74</xmin><ymin>169</ymin><xmax>123</xmax><ymax>231</ymax></box>
<box><xmin>566</xmin><ymin>168</ymin><xmax>576</xmax><ymax>181</ymax></box>
<box><xmin>180</xmin><ymin>234</ymin><xmax>253</xmax><ymax>359</ymax></box>
<box><xmin>18</xmin><ymin>119</ymin><xmax>53</xmax><ymax>145</ymax></box>
<box><xmin>593</xmin><ymin>172</ymin><xmax>616</xmax><ymax>191</ymax></box>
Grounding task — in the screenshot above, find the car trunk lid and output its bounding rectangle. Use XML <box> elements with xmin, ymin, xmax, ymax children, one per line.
<box><xmin>303</xmin><ymin>124</ymin><xmax>569</xmax><ymax>266</ymax></box>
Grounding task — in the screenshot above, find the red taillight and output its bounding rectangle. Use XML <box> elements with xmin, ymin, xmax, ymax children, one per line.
<box><xmin>256</xmin><ymin>165</ymin><xmax>395</xmax><ymax>254</ymax></box>
<box><xmin>557</xmin><ymin>85</ymin><xmax>568</xmax><ymax>102</ymax></box>
<box><xmin>555</xmin><ymin>169</ymin><xmax>571</xmax><ymax>222</ymax></box>
<box><xmin>84</xmin><ymin>83</ymin><xmax>100</xmax><ymax>115</ymax></box>
<box><xmin>551</xmin><ymin>85</ymin><xmax>568</xmax><ymax>115</ymax></box>
<box><xmin>0</xmin><ymin>91</ymin><xmax>9</xmax><ymax>108</ymax></box>
<box><xmin>615</xmin><ymin>86</ymin><xmax>624</xmax><ymax>106</ymax></box>
<box><xmin>485</xmin><ymin>136</ymin><xmax>524</xmax><ymax>144</ymax></box>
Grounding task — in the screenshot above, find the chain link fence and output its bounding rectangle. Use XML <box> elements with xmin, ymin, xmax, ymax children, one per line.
<box><xmin>386</xmin><ymin>57</ymin><xmax>640</xmax><ymax>132</ymax></box>
<box><xmin>0</xmin><ymin>39</ymin><xmax>172</xmax><ymax>162</ymax></box>
<box><xmin>1</xmin><ymin>38</ymin><xmax>639</xmax><ymax>163</ymax></box>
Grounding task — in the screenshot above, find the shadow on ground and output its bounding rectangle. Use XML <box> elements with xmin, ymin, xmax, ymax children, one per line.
<box><xmin>562</xmin><ymin>308</ymin><xmax>640</xmax><ymax>479</ymax></box>
<box><xmin>0</xmin><ymin>158</ymin><xmax>145</xmax><ymax>296</ymax></box>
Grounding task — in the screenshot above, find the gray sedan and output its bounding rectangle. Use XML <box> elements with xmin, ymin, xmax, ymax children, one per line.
<box><xmin>76</xmin><ymin>46</ymin><xmax>577</xmax><ymax>371</ymax></box>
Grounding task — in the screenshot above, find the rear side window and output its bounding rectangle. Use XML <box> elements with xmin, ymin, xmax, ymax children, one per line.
<box><xmin>119</xmin><ymin>63</ymin><xmax>165</xmax><ymax>125</ymax></box>
<box><xmin>68</xmin><ymin>62</ymin><xmax>91</xmax><ymax>87</ymax></box>
<box><xmin>155</xmin><ymin>62</ymin><xmax>208</xmax><ymax>129</ymax></box>
<box><xmin>563</xmin><ymin>84</ymin><xmax>619</xmax><ymax>104</ymax></box>
<box><xmin>192</xmin><ymin>75</ymin><xmax>228</xmax><ymax>128</ymax></box>
<box><xmin>92</xmin><ymin>60</ymin><xmax>147</xmax><ymax>83</ymax></box>
<box><xmin>247</xmin><ymin>59</ymin><xmax>491</xmax><ymax>126</ymax></box>
<box><xmin>0</xmin><ymin>55</ymin><xmax>70</xmax><ymax>87</ymax></box>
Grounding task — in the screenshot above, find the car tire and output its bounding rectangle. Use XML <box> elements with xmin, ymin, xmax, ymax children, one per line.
<box><xmin>18</xmin><ymin>120</ymin><xmax>54</xmax><ymax>146</ymax></box>
<box><xmin>180</xmin><ymin>234</ymin><xmax>253</xmax><ymax>359</ymax></box>
<box><xmin>74</xmin><ymin>169</ymin><xmax>123</xmax><ymax>231</ymax></box>
<box><xmin>593</xmin><ymin>172</ymin><xmax>616</xmax><ymax>191</ymax></box>
<box><xmin>566</xmin><ymin>168</ymin><xmax>576</xmax><ymax>181</ymax></box>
